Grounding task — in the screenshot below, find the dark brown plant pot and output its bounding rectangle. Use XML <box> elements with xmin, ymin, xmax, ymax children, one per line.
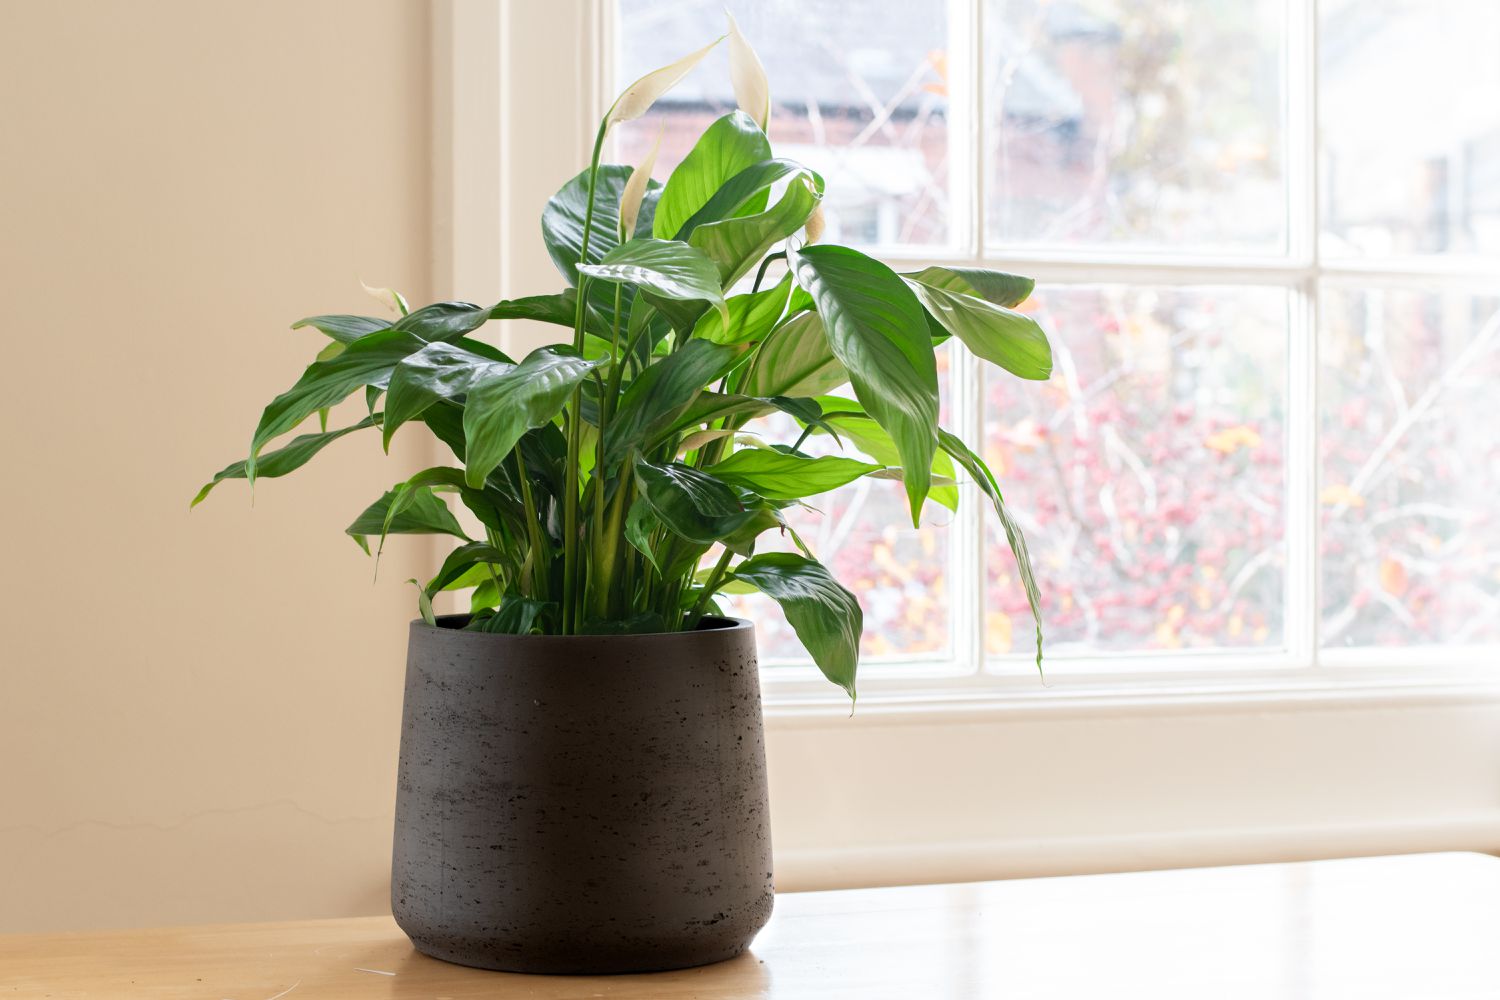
<box><xmin>390</xmin><ymin>614</ymin><xmax>773</xmax><ymax>974</ymax></box>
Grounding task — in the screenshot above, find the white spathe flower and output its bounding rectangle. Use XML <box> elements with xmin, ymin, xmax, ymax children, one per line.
<box><xmin>619</xmin><ymin>127</ymin><xmax>664</xmax><ymax>238</ymax></box>
<box><xmin>360</xmin><ymin>279</ymin><xmax>408</xmax><ymax>317</ymax></box>
<box><xmin>726</xmin><ymin>11</ymin><xmax>770</xmax><ymax>131</ymax></box>
<box><xmin>606</xmin><ymin>35</ymin><xmax>723</xmax><ymax>130</ymax></box>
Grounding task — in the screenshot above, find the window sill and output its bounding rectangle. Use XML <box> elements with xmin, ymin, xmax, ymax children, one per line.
<box><xmin>762</xmin><ymin>659</ymin><xmax>1500</xmax><ymax>724</ymax></box>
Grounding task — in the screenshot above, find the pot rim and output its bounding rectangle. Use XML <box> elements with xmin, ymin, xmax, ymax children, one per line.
<box><xmin>411</xmin><ymin>614</ymin><xmax>753</xmax><ymax>643</ymax></box>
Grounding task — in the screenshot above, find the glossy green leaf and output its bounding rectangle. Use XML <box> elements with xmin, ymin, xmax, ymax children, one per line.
<box><xmin>388</xmin><ymin>301</ymin><xmax>491</xmax><ymax>341</ymax></box>
<box><xmin>904</xmin><ymin>265</ymin><xmax>1034</xmax><ymax>308</ymax></box>
<box><xmin>732</xmin><ymin>552</ymin><xmax>861</xmax><ymax>698</ymax></box>
<box><xmin>406</xmin><ymin>579</ymin><xmax>437</xmax><ymax>627</ymax></box>
<box><xmin>383</xmin><ymin>342</ymin><xmax>513</xmax><ymax>450</ymax></box>
<box><xmin>604</xmin><ymin>339</ymin><xmax>738</xmax><ymax>464</ymax></box>
<box><xmin>736</xmin><ymin>311</ymin><xmax>848</xmax><ymax>398</ymax></box>
<box><xmin>193</xmin><ymin>414</ymin><xmax>379</xmax><ymax>507</ymax></box>
<box><xmin>706</xmin><ymin>449</ymin><xmax>878</xmax><ymax>500</ymax></box>
<box><xmin>693</xmin><ymin>274</ymin><xmax>793</xmax><ymax>345</ymax></box>
<box><xmin>424</xmin><ymin>541</ymin><xmax>505</xmax><ymax>596</ymax></box>
<box><xmin>462</xmin><ymin>346</ymin><xmax>603</xmax><ymax>488</ymax></box>
<box><xmin>938</xmin><ymin>429</ymin><xmax>1044</xmax><ymax>672</ymax></box>
<box><xmin>291</xmin><ymin>314</ymin><xmax>390</xmax><ymax>344</ymax></box>
<box><xmin>814</xmin><ymin>396</ymin><xmax>959</xmax><ymax>510</ymax></box>
<box><xmin>654</xmin><ymin>111</ymin><xmax>772</xmax><ymax>240</ymax></box>
<box><xmin>633</xmin><ymin>458</ymin><xmax>761</xmax><ymax>545</ymax></box>
<box><xmin>906</xmin><ymin>278</ymin><xmax>1052</xmax><ymax>380</ymax></box>
<box><xmin>346</xmin><ymin>486</ymin><xmax>467</xmax><ymax>553</ymax></box>
<box><xmin>689</xmin><ymin>172</ymin><xmax>822</xmax><ymax>285</ymax></box>
<box><xmin>576</xmin><ymin>238</ymin><xmax>728</xmax><ymax>322</ymax></box>
<box><xmin>541</xmin><ymin>164</ymin><xmax>658</xmax><ymax>284</ymax></box>
<box><xmin>675</xmin><ymin>158</ymin><xmax>808</xmax><ymax>241</ymax></box>
<box><xmin>789</xmin><ymin>244</ymin><xmax>938</xmax><ymax>524</ymax></box>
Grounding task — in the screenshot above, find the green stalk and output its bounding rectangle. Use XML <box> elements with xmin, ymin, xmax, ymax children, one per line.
<box><xmin>562</xmin><ymin>119</ymin><xmax>610</xmax><ymax>634</ymax></box>
<box><xmin>515</xmin><ymin>450</ymin><xmax>546</xmax><ymax>600</ymax></box>
<box><xmin>685</xmin><ymin>546</ymin><xmax>734</xmax><ymax>628</ymax></box>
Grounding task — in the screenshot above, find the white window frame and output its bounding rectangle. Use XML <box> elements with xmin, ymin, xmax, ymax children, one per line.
<box><xmin>435</xmin><ymin>0</ymin><xmax>1500</xmax><ymax>715</ymax></box>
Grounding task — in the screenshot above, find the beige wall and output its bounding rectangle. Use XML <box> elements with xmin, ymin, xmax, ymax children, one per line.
<box><xmin>0</xmin><ymin>1</ymin><xmax>435</xmax><ymax>932</ymax></box>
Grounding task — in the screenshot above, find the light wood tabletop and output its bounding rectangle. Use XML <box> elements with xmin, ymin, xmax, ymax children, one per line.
<box><xmin>4</xmin><ymin>852</ymin><xmax>1500</xmax><ymax>998</ymax></box>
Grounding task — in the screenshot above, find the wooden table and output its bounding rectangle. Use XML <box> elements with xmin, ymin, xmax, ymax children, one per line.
<box><xmin>4</xmin><ymin>853</ymin><xmax>1499</xmax><ymax>998</ymax></box>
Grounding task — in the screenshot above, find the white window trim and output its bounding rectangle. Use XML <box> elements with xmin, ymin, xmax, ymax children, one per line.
<box><xmin>432</xmin><ymin>0</ymin><xmax>1500</xmax><ymax>718</ymax></box>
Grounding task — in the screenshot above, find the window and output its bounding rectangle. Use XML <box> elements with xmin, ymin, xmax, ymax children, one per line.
<box><xmin>608</xmin><ymin>0</ymin><xmax>1500</xmax><ymax>682</ymax></box>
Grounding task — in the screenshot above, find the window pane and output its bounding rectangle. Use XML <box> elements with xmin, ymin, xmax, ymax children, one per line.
<box><xmin>1320</xmin><ymin>0</ymin><xmax>1500</xmax><ymax>258</ymax></box>
<box><xmin>721</xmin><ymin>350</ymin><xmax>955</xmax><ymax>663</ymax></box>
<box><xmin>1319</xmin><ymin>286</ymin><xmax>1500</xmax><ymax>647</ymax></box>
<box><xmin>614</xmin><ymin>0</ymin><xmax>955</xmax><ymax>249</ymax></box>
<box><xmin>983</xmin><ymin>0</ymin><xmax>1287</xmax><ymax>252</ymax></box>
<box><xmin>985</xmin><ymin>286</ymin><xmax>1288</xmax><ymax>657</ymax></box>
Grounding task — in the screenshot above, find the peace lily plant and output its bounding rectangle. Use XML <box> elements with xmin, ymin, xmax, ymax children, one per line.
<box><xmin>196</xmin><ymin>23</ymin><xmax>1050</xmax><ymax>699</ymax></box>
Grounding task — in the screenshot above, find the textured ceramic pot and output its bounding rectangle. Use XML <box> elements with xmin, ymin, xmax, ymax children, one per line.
<box><xmin>390</xmin><ymin>615</ymin><xmax>773</xmax><ymax>974</ymax></box>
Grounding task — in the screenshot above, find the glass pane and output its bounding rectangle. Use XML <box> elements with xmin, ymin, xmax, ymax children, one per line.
<box><xmin>985</xmin><ymin>286</ymin><xmax>1288</xmax><ymax>657</ymax></box>
<box><xmin>983</xmin><ymin>0</ymin><xmax>1287</xmax><ymax>252</ymax></box>
<box><xmin>614</xmin><ymin>0</ymin><xmax>954</xmax><ymax>249</ymax></box>
<box><xmin>1320</xmin><ymin>0</ymin><xmax>1500</xmax><ymax>258</ymax></box>
<box><xmin>1320</xmin><ymin>286</ymin><xmax>1500</xmax><ymax>647</ymax></box>
<box><xmin>721</xmin><ymin>349</ymin><xmax>955</xmax><ymax>662</ymax></box>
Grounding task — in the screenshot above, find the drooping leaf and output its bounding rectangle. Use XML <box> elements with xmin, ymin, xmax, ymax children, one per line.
<box><xmin>938</xmin><ymin>428</ymin><xmax>1044</xmax><ymax>672</ymax></box>
<box><xmin>406</xmin><ymin>579</ymin><xmax>437</xmax><ymax>627</ymax></box>
<box><xmin>788</xmin><ymin>244</ymin><xmax>938</xmax><ymax>524</ymax></box>
<box><xmin>291</xmin><ymin>314</ymin><xmax>390</xmax><ymax>344</ymax></box>
<box><xmin>383</xmin><ymin>342</ymin><xmax>513</xmax><ymax>450</ymax></box>
<box><xmin>906</xmin><ymin>278</ymin><xmax>1052</xmax><ymax>380</ymax></box>
<box><xmin>605</xmin><ymin>35</ymin><xmax>723</xmax><ymax>128</ymax></box>
<box><xmin>732</xmin><ymin>552</ymin><xmax>861</xmax><ymax>698</ymax></box>
<box><xmin>736</xmin><ymin>311</ymin><xmax>848</xmax><ymax>398</ymax></box>
<box><xmin>576</xmin><ymin>238</ymin><xmax>728</xmax><ymax>322</ymax></box>
<box><xmin>904</xmin><ymin>265</ymin><xmax>1034</xmax><ymax>308</ymax></box>
<box><xmin>706</xmin><ymin>449</ymin><xmax>879</xmax><ymax>500</ymax></box>
<box><xmin>192</xmin><ymin>414</ymin><xmax>379</xmax><ymax>507</ymax></box>
<box><xmin>604</xmin><ymin>339</ymin><xmax>738</xmax><ymax>464</ymax></box>
<box><xmin>462</xmin><ymin>345</ymin><xmax>603</xmax><ymax>488</ymax></box>
<box><xmin>346</xmin><ymin>486</ymin><xmax>467</xmax><ymax>553</ymax></box>
<box><xmin>814</xmin><ymin>396</ymin><xmax>959</xmax><ymax>510</ymax></box>
<box><xmin>654</xmin><ymin>111</ymin><xmax>771</xmax><ymax>240</ymax></box>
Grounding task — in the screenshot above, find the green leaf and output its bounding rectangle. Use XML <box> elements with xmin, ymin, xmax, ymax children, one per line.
<box><xmin>576</xmin><ymin>238</ymin><xmax>728</xmax><ymax>323</ymax></box>
<box><xmin>706</xmin><ymin>450</ymin><xmax>879</xmax><ymax>500</ymax></box>
<box><xmin>906</xmin><ymin>278</ymin><xmax>1052</xmax><ymax>380</ymax></box>
<box><xmin>249</xmin><ymin>327</ymin><xmax>425</xmax><ymax>481</ymax></box>
<box><xmin>938</xmin><ymin>429</ymin><xmax>1044</xmax><ymax>673</ymax></box>
<box><xmin>604</xmin><ymin>339</ymin><xmax>739</xmax><ymax>464</ymax></box>
<box><xmin>689</xmin><ymin>173</ymin><xmax>822</xmax><ymax>286</ymax></box>
<box><xmin>192</xmin><ymin>414</ymin><xmax>378</xmax><ymax>507</ymax></box>
<box><xmin>489</xmin><ymin>292</ymin><xmax>579</xmax><ymax>326</ymax></box>
<box><xmin>388</xmin><ymin>301</ymin><xmax>492</xmax><ymax>341</ymax></box>
<box><xmin>425</xmin><ymin>540</ymin><xmax>505</xmax><ymax>596</ymax></box>
<box><xmin>383</xmin><ymin>342</ymin><xmax>514</xmax><ymax>450</ymax></box>
<box><xmin>732</xmin><ymin>552</ymin><xmax>861</xmax><ymax>698</ymax></box>
<box><xmin>632</xmin><ymin>458</ymin><xmax>761</xmax><ymax>545</ymax></box>
<box><xmin>736</xmin><ymin>311</ymin><xmax>848</xmax><ymax>398</ymax></box>
<box><xmin>904</xmin><ymin>265</ymin><xmax>1034</xmax><ymax>308</ymax></box>
<box><xmin>291</xmin><ymin>315</ymin><xmax>390</xmax><ymax>344</ymax></box>
<box><xmin>693</xmin><ymin>274</ymin><xmax>793</xmax><ymax>345</ymax></box>
<box><xmin>462</xmin><ymin>346</ymin><xmax>603</xmax><ymax>487</ymax></box>
<box><xmin>346</xmin><ymin>486</ymin><xmax>467</xmax><ymax>552</ymax></box>
<box><xmin>406</xmin><ymin>579</ymin><xmax>437</xmax><ymax>627</ymax></box>
<box><xmin>625</xmin><ymin>496</ymin><xmax>664</xmax><ymax>573</ymax></box>
<box><xmin>654</xmin><ymin>111</ymin><xmax>772</xmax><ymax>240</ymax></box>
<box><xmin>789</xmin><ymin>244</ymin><xmax>938</xmax><ymax>524</ymax></box>
<box><xmin>814</xmin><ymin>396</ymin><xmax>959</xmax><ymax>510</ymax></box>
<box><xmin>541</xmin><ymin>164</ymin><xmax>658</xmax><ymax>284</ymax></box>
<box><xmin>675</xmin><ymin>158</ymin><xmax>809</xmax><ymax>241</ymax></box>
<box><xmin>471</xmin><ymin>593</ymin><xmax>558</xmax><ymax>634</ymax></box>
